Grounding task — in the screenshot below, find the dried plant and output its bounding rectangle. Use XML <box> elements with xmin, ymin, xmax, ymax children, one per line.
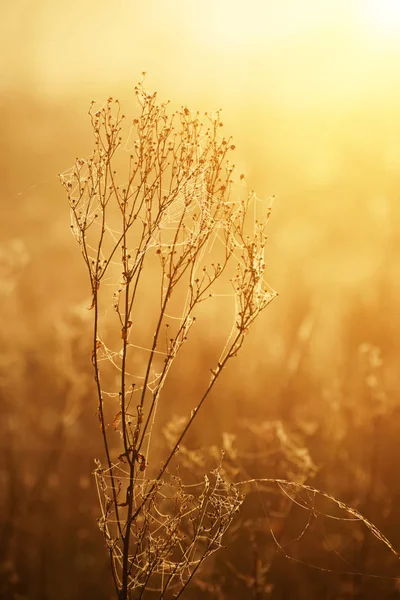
<box><xmin>59</xmin><ymin>78</ymin><xmax>276</xmax><ymax>599</ymax></box>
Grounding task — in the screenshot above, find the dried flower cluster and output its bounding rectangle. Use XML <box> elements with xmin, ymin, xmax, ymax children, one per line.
<box><xmin>59</xmin><ymin>79</ymin><xmax>276</xmax><ymax>599</ymax></box>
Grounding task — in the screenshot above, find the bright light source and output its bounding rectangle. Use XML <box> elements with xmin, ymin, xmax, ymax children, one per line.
<box><xmin>361</xmin><ymin>0</ymin><xmax>400</xmax><ymax>37</ymax></box>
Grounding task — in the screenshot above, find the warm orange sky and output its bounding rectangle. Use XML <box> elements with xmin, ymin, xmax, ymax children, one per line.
<box><xmin>3</xmin><ymin>0</ymin><xmax>400</xmax><ymax>105</ymax></box>
<box><xmin>3</xmin><ymin>0</ymin><xmax>400</xmax><ymax>303</ymax></box>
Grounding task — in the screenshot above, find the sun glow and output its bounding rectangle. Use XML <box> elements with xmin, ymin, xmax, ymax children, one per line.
<box><xmin>191</xmin><ymin>1</ymin><xmax>332</xmax><ymax>50</ymax></box>
<box><xmin>361</xmin><ymin>0</ymin><xmax>400</xmax><ymax>37</ymax></box>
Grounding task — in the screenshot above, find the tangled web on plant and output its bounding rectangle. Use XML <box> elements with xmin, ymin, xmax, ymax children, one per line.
<box><xmin>94</xmin><ymin>462</ymin><xmax>243</xmax><ymax>593</ymax></box>
<box><xmin>238</xmin><ymin>477</ymin><xmax>400</xmax><ymax>581</ymax></box>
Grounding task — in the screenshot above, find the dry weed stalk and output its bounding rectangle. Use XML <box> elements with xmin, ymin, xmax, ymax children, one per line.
<box><xmin>59</xmin><ymin>79</ymin><xmax>276</xmax><ymax>599</ymax></box>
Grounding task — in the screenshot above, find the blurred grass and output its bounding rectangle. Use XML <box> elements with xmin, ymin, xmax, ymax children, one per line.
<box><xmin>1</xmin><ymin>81</ymin><xmax>400</xmax><ymax>598</ymax></box>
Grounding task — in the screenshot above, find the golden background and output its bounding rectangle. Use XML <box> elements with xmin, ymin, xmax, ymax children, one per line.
<box><xmin>2</xmin><ymin>1</ymin><xmax>400</xmax><ymax>598</ymax></box>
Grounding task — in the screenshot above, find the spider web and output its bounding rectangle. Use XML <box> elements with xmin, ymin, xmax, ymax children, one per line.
<box><xmin>94</xmin><ymin>461</ymin><xmax>243</xmax><ymax>594</ymax></box>
<box><xmin>239</xmin><ymin>478</ymin><xmax>400</xmax><ymax>583</ymax></box>
<box><xmin>59</xmin><ymin>153</ymin><xmax>277</xmax><ymax>401</ymax></box>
